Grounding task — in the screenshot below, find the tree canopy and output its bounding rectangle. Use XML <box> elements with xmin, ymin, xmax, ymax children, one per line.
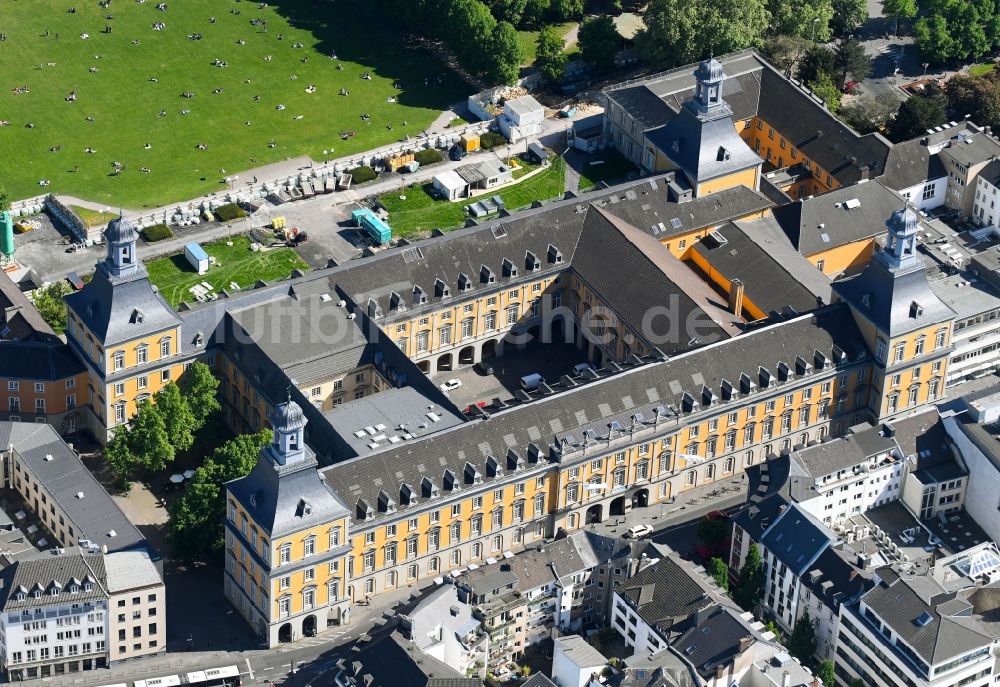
<box><xmin>946</xmin><ymin>72</ymin><xmax>1000</xmax><ymax>130</ymax></box>
<box><xmin>579</xmin><ymin>15</ymin><xmax>621</xmax><ymax>72</ymax></box>
<box><xmin>489</xmin><ymin>21</ymin><xmax>524</xmax><ymax>84</ymax></box>
<box><xmin>788</xmin><ymin>612</ymin><xmax>818</xmax><ymax>662</ymax></box>
<box><xmin>32</xmin><ymin>281</ymin><xmax>71</xmax><ymax>334</ymax></box>
<box><xmin>536</xmin><ymin>26</ymin><xmax>568</xmax><ymax>82</ymax></box>
<box><xmin>707</xmin><ymin>557</ymin><xmax>729</xmax><ymax>591</ymax></box>
<box><xmin>733</xmin><ymin>544</ymin><xmax>765</xmax><ymax>611</ymax></box>
<box><xmin>835</xmin><ymin>39</ymin><xmax>872</xmax><ymax>83</ymax></box>
<box><xmin>769</xmin><ymin>0</ymin><xmax>834</xmax><ymax>42</ymax></box>
<box><xmin>178</xmin><ymin>360</ymin><xmax>221</xmax><ymax>428</ymax></box>
<box><xmin>169</xmin><ymin>429</ymin><xmax>271</xmax><ymax>563</ymax></box>
<box><xmin>887</xmin><ymin>87</ymin><xmax>947</xmax><ymax>141</ymax></box>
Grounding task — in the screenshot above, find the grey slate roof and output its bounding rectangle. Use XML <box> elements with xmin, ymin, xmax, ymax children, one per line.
<box><xmin>938</xmin><ymin>130</ymin><xmax>1000</xmax><ymax>168</ymax></box>
<box><xmin>0</xmin><ymin>271</ymin><xmax>54</xmax><ymax>340</ymax></box>
<box><xmin>554</xmin><ymin>634</ymin><xmax>608</xmax><ymax>669</ymax></box>
<box><xmin>227</xmin><ymin>449</ymin><xmax>349</xmax><ymax>539</ymax></box>
<box><xmin>618</xmin><ymin>557</ymin><xmax>715</xmax><ymax>634</ymax></box>
<box><xmin>889</xmin><ymin>408</ymin><xmax>954</xmax><ymax>470</ymax></box>
<box><xmin>832</xmin><ymin>249</ymin><xmax>955</xmax><ymax>338</ymax></box>
<box><xmin>646</xmin><ymin>110</ymin><xmax>761</xmax><ymax>184</ymax></box>
<box><xmin>862</xmin><ymin>571</ymin><xmax>994</xmax><ymax>665</ymax></box>
<box><xmin>103</xmin><ymin>550</ymin><xmax>162</xmax><ymax>593</ymax></box>
<box><xmin>770</xmin><ymin>179</ymin><xmax>910</xmax><ymax>258</ymax></box>
<box><xmin>321</xmin><ymin>305</ymin><xmax>867</xmax><ymax>525</ymax></box>
<box><xmin>879</xmin><ymin>137</ymin><xmax>947</xmax><ymax>191</ymax></box>
<box><xmin>330</xmin><ymin>627</ymin><xmax>481</xmax><ymax>687</ymax></box>
<box><xmin>0</xmin><ymin>340</ymin><xmax>85</xmax><ymax>381</ymax></box>
<box><xmin>759</xmin><ymin>504</ymin><xmax>831</xmax><ymax>576</ymax></box>
<box><xmin>64</xmin><ymin>267</ymin><xmax>181</xmax><ymax>347</ymax></box>
<box><xmin>0</xmin><ymin>422</ymin><xmax>147</xmax><ymax>553</ymax></box>
<box><xmin>802</xmin><ymin>546</ymin><xmax>872</xmax><ymax>610</ymax></box>
<box><xmin>572</xmin><ymin>207</ymin><xmax>738</xmax><ymax>347</ymax></box>
<box><xmin>673</xmin><ymin>606</ymin><xmax>752</xmax><ymax>679</ymax></box>
<box><xmin>691</xmin><ymin>222</ymin><xmax>822</xmax><ymax>316</ymax></box>
<box><xmin>521</xmin><ymin>675</ymin><xmax>558</xmax><ymax>687</ymax></box>
<box><xmin>0</xmin><ymin>552</ymin><xmax>107</xmax><ymax>612</ymax></box>
<box><xmin>732</xmin><ymin>215</ymin><xmax>832</xmax><ymax>304</ymax></box>
<box><xmin>790</xmin><ymin>423</ymin><xmax>898</xmax><ymax>479</ymax></box>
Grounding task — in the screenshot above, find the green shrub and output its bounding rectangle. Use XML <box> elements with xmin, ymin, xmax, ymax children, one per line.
<box><xmin>480</xmin><ymin>131</ymin><xmax>507</xmax><ymax>150</ymax></box>
<box><xmin>142</xmin><ymin>223</ymin><xmax>174</xmax><ymax>243</ymax></box>
<box><xmin>414</xmin><ymin>148</ymin><xmax>443</xmax><ymax>165</ymax></box>
<box><xmin>214</xmin><ymin>203</ymin><xmax>246</xmax><ymax>222</ymax></box>
<box><xmin>349</xmin><ymin>165</ymin><xmax>378</xmax><ymax>184</ymax></box>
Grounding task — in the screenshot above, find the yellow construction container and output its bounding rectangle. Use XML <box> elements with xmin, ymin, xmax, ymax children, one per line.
<box><xmin>271</xmin><ymin>216</ymin><xmax>287</xmax><ymax>230</ymax></box>
<box><xmin>461</xmin><ymin>133</ymin><xmax>480</xmax><ymax>152</ymax></box>
<box><xmin>386</xmin><ymin>153</ymin><xmax>415</xmax><ymax>172</ymax></box>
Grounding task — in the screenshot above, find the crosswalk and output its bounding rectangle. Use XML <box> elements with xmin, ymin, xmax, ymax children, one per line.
<box><xmin>275</xmin><ymin>630</ymin><xmax>350</xmax><ymax>651</ymax></box>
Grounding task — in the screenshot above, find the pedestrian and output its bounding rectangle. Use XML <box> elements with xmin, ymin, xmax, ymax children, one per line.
<box><xmin>253</xmin><ymin>175</ymin><xmax>257</xmax><ymax>183</ymax></box>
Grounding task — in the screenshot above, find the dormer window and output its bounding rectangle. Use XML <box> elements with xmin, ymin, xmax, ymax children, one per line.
<box><xmin>389</xmin><ymin>291</ymin><xmax>405</xmax><ymax>311</ymax></box>
<box><xmin>435</xmin><ymin>278</ymin><xmax>451</xmax><ymax>298</ymax></box>
<box><xmin>910</xmin><ymin>301</ymin><xmax>924</xmax><ymax>318</ymax></box>
<box><xmin>525</xmin><ymin>251</ymin><xmax>541</xmax><ymax>271</ymax></box>
<box><xmin>130</xmin><ymin>308</ymin><xmax>144</xmax><ymax>324</ymax></box>
<box><xmin>480</xmin><ymin>265</ymin><xmax>495</xmax><ymax>284</ymax></box>
<box><xmin>15</xmin><ymin>593</ymin><xmax>25</xmax><ymax>602</ymax></box>
<box><xmin>547</xmin><ymin>244</ymin><xmax>563</xmax><ymax>264</ymax></box>
<box><xmin>502</xmin><ymin>258</ymin><xmax>517</xmax><ymax>278</ymax></box>
<box><xmin>412</xmin><ymin>286</ymin><xmax>428</xmax><ymax>306</ymax></box>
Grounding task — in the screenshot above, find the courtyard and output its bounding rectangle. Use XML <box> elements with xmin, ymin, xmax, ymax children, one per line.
<box><xmin>0</xmin><ymin>0</ymin><xmax>469</xmax><ymax>207</ymax></box>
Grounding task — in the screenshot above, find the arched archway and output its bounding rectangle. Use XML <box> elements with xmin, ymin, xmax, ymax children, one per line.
<box><xmin>303</xmin><ymin>615</ymin><xmax>317</xmax><ymax>637</ymax></box>
<box><xmin>458</xmin><ymin>346</ymin><xmax>475</xmax><ymax>365</ymax></box>
<box><xmin>436</xmin><ymin>353</ymin><xmax>453</xmax><ymax>372</ymax></box>
<box><xmin>417</xmin><ymin>360</ymin><xmax>430</xmax><ymax>373</ymax></box>
<box><xmin>633</xmin><ymin>489</ymin><xmax>649</xmax><ymax>509</ymax></box>
<box><xmin>481</xmin><ymin>339</ymin><xmax>498</xmax><ymax>360</ymax></box>
<box><xmin>586</xmin><ymin>504</ymin><xmax>604</xmax><ymax>524</ymax></box>
<box><xmin>610</xmin><ymin>496</ymin><xmax>628</xmax><ymax>517</ymax></box>
<box><xmin>278</xmin><ymin>623</ymin><xmax>292</xmax><ymax>644</ymax></box>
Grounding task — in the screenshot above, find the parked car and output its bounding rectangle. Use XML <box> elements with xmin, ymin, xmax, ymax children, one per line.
<box><xmin>573</xmin><ymin>362</ymin><xmax>595</xmax><ymax>376</ymax></box>
<box><xmin>474</xmin><ymin>361</ymin><xmax>494</xmax><ymax>376</ymax></box>
<box><xmin>449</xmin><ymin>144</ymin><xmax>467</xmax><ymax>161</ymax></box>
<box><xmin>520</xmin><ymin>373</ymin><xmax>545</xmax><ymax>391</ymax></box>
<box><xmin>624</xmin><ymin>524</ymin><xmax>654</xmax><ymax>539</ymax></box>
<box><xmin>463</xmin><ymin>401</ymin><xmax>488</xmax><ymax>414</ymax></box>
<box><xmin>440</xmin><ymin>378</ymin><xmax>462</xmax><ymax>392</ymax></box>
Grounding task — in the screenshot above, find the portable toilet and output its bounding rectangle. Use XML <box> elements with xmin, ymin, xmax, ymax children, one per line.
<box><xmin>0</xmin><ymin>211</ymin><xmax>13</xmax><ymax>264</ymax></box>
<box><xmin>184</xmin><ymin>242</ymin><xmax>210</xmax><ymax>275</ymax></box>
<box><xmin>460</xmin><ymin>132</ymin><xmax>480</xmax><ymax>152</ymax></box>
<box><xmin>272</xmin><ymin>216</ymin><xmax>287</xmax><ymax>230</ymax></box>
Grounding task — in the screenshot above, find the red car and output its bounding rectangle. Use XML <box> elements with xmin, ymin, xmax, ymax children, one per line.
<box><xmin>463</xmin><ymin>401</ymin><xmax>488</xmax><ymax>415</ymax></box>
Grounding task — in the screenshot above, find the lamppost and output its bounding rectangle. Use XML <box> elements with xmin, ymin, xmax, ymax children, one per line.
<box><xmin>923</xmin><ymin>62</ymin><xmax>930</xmax><ymax>78</ymax></box>
<box><xmin>811</xmin><ymin>17</ymin><xmax>820</xmax><ymax>43</ymax></box>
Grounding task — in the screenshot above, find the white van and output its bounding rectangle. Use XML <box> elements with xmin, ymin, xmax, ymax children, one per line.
<box><xmin>520</xmin><ymin>373</ymin><xmax>545</xmax><ymax>391</ymax></box>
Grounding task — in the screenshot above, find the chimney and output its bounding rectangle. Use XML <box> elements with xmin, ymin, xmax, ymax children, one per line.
<box><xmin>728</xmin><ymin>279</ymin><xmax>745</xmax><ymax>316</ymax></box>
<box><xmin>859</xmin><ymin>164</ymin><xmax>870</xmax><ymax>181</ymax></box>
<box><xmin>739</xmin><ymin>636</ymin><xmax>753</xmax><ymax>652</ymax></box>
<box><xmin>782</xmin><ymin>671</ymin><xmax>791</xmax><ymax>687</ymax></box>
<box><xmin>716</xmin><ymin>665</ymin><xmax>725</xmax><ymax>680</ymax></box>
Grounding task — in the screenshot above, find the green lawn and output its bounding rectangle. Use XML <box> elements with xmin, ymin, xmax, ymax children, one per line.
<box><xmin>381</xmin><ymin>157</ymin><xmax>566</xmax><ymax>237</ymax></box>
<box><xmin>70</xmin><ymin>205</ymin><xmax>118</xmax><ymax>229</ymax></box>
<box><xmin>145</xmin><ymin>235</ymin><xmax>308</xmax><ymax>308</ymax></box>
<box><xmin>970</xmin><ymin>63</ymin><xmax>997</xmax><ymax>76</ymax></box>
<box><xmin>577</xmin><ymin>149</ymin><xmax>639</xmax><ymax>191</ymax></box>
<box><xmin>516</xmin><ymin>22</ymin><xmax>578</xmax><ymax>65</ymax></box>
<box><xmin>0</xmin><ymin>0</ymin><xmax>469</xmax><ymax>208</ymax></box>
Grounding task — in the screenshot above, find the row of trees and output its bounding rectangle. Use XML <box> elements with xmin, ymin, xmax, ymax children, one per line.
<box><xmin>484</xmin><ymin>0</ymin><xmax>585</xmax><ymax>26</ymax></box>
<box><xmin>104</xmin><ymin>361</ymin><xmax>220</xmax><ymax>487</ymax></box>
<box><xmin>634</xmin><ymin>0</ymin><xmax>867</xmax><ymax>71</ymax></box>
<box><xmin>536</xmin><ymin>15</ymin><xmax>621</xmax><ymax>81</ymax></box>
<box><xmin>906</xmin><ymin>0</ymin><xmax>1000</xmax><ymax>65</ymax></box>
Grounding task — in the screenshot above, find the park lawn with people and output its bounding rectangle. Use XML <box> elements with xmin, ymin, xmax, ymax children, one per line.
<box><xmin>381</xmin><ymin>156</ymin><xmax>566</xmax><ymax>237</ymax></box>
<box><xmin>0</xmin><ymin>0</ymin><xmax>468</xmax><ymax>208</ymax></box>
<box><xmin>145</xmin><ymin>234</ymin><xmax>307</xmax><ymax>308</ymax></box>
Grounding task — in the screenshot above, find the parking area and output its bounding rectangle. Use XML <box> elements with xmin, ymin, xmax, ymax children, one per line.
<box><xmin>439</xmin><ymin>341</ymin><xmax>590</xmax><ymax>411</ymax></box>
<box><xmin>254</xmin><ymin>197</ymin><xmax>365</xmax><ymax>269</ymax></box>
<box><xmin>11</xmin><ymin>212</ymin><xmax>104</xmax><ymax>284</ymax></box>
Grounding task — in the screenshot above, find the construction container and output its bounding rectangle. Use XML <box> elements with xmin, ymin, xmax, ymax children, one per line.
<box><xmin>0</xmin><ymin>211</ymin><xmax>13</xmax><ymax>263</ymax></box>
<box><xmin>460</xmin><ymin>133</ymin><xmax>480</xmax><ymax>152</ymax></box>
<box><xmin>386</xmin><ymin>152</ymin><xmax>415</xmax><ymax>172</ymax></box>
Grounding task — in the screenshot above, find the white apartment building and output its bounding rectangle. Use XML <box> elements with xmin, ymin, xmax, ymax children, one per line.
<box><xmin>0</xmin><ymin>553</ymin><xmax>109</xmax><ymax>680</ymax></box>
<box><xmin>835</xmin><ymin>555</ymin><xmax>1000</xmax><ymax>687</ymax></box>
<box><xmin>789</xmin><ymin>424</ymin><xmax>904</xmax><ymax>528</ymax></box>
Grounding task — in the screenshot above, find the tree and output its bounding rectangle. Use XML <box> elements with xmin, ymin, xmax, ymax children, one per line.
<box><xmin>522</xmin><ymin>0</ymin><xmax>550</xmax><ymax>25</ymax></box>
<box><xmin>841</xmin><ymin>92</ymin><xmax>901</xmax><ymax>133</ymax></box>
<box><xmin>769</xmin><ymin>0</ymin><xmax>833</xmax><ymax>42</ymax></box>
<box><xmin>796</xmin><ymin>45</ymin><xmax>836</xmax><ymax>85</ymax></box>
<box><xmin>128</xmin><ymin>400</ymin><xmax>174</xmax><ymax>472</ymax></box>
<box><xmin>635</xmin><ymin>0</ymin><xmax>702</xmax><ymax>68</ymax></box>
<box><xmin>178</xmin><ymin>360</ymin><xmax>220</xmax><ymax>430</ymax></box>
<box><xmin>32</xmin><ymin>281</ymin><xmax>71</xmax><ymax>334</ymax></box>
<box><xmin>788</xmin><ymin>612</ymin><xmax>817</xmax><ymax>662</ymax></box>
<box><xmin>549</xmin><ymin>0</ymin><xmax>585</xmax><ymax>21</ymax></box>
<box><xmin>947</xmin><ymin>73</ymin><xmax>1000</xmax><ymax>130</ymax></box>
<box><xmin>762</xmin><ymin>35</ymin><xmax>813</xmax><ymax>77</ymax></box>
<box><xmin>0</xmin><ymin>185</ymin><xmax>9</xmax><ymax>212</ymax></box>
<box><xmin>104</xmin><ymin>427</ymin><xmax>137</xmax><ymax>488</ymax></box>
<box><xmin>816</xmin><ymin>660</ymin><xmax>836</xmax><ymax>687</ymax></box>
<box><xmin>733</xmin><ymin>544</ymin><xmax>765</xmax><ymax>611</ymax></box>
<box><xmin>168</xmin><ymin>429</ymin><xmax>271</xmax><ymax>563</ymax></box>
<box><xmin>835</xmin><ymin>39</ymin><xmax>871</xmax><ymax>83</ymax></box>
<box><xmin>449</xmin><ymin>0</ymin><xmax>498</xmax><ymax>75</ymax></box>
<box><xmin>765</xmin><ymin>619</ymin><xmax>783</xmax><ymax>642</ymax></box>
<box><xmin>888</xmin><ymin>89</ymin><xmax>947</xmax><ymax>140</ymax></box>
<box><xmin>489</xmin><ymin>21</ymin><xmax>524</xmax><ymax>84</ymax></box>
<box><xmin>156</xmin><ymin>382</ymin><xmax>197</xmax><ymax>453</ymax></box>
<box><xmin>579</xmin><ymin>15</ymin><xmax>620</xmax><ymax>72</ymax></box>
<box><xmin>707</xmin><ymin>557</ymin><xmax>729</xmax><ymax>591</ymax></box>
<box><xmin>703</xmin><ymin>0</ymin><xmax>770</xmax><ymax>54</ymax></box>
<box><xmin>488</xmin><ymin>0</ymin><xmax>529</xmax><ymax>24</ymax></box>
<box><xmin>831</xmin><ymin>0</ymin><xmax>868</xmax><ymax>35</ymax></box>
<box><xmin>536</xmin><ymin>25</ymin><xmax>568</xmax><ymax>82</ymax></box>
<box><xmin>809</xmin><ymin>71</ymin><xmax>843</xmax><ymax>112</ymax></box>
<box><xmin>883</xmin><ymin>0</ymin><xmax>917</xmax><ymax>21</ymax></box>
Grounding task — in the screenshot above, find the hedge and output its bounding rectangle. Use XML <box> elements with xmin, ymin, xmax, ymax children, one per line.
<box><xmin>141</xmin><ymin>223</ymin><xmax>174</xmax><ymax>243</ymax></box>
<box><xmin>349</xmin><ymin>165</ymin><xmax>378</xmax><ymax>184</ymax></box>
<box><xmin>414</xmin><ymin>148</ymin><xmax>443</xmax><ymax>166</ymax></box>
<box><xmin>214</xmin><ymin>203</ymin><xmax>247</xmax><ymax>222</ymax></box>
<box><xmin>480</xmin><ymin>131</ymin><xmax>507</xmax><ymax>150</ymax></box>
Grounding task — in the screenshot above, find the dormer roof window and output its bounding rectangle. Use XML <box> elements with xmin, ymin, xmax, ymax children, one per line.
<box><xmin>502</xmin><ymin>258</ymin><xmax>517</xmax><ymax>278</ymax></box>
<box><xmin>464</xmin><ymin>462</ymin><xmax>482</xmax><ymax>485</ymax></box>
<box><xmin>412</xmin><ymin>285</ymin><xmax>428</xmax><ymax>306</ymax></box>
<box><xmin>547</xmin><ymin>244</ymin><xmax>563</xmax><ymax>264</ymax></box>
<box><xmin>910</xmin><ymin>301</ymin><xmax>924</xmax><ymax>318</ymax></box>
<box><xmin>480</xmin><ymin>265</ymin><xmax>495</xmax><ymax>284</ymax></box>
<box><xmin>367</xmin><ymin>297</ymin><xmax>383</xmax><ymax>319</ymax></box>
<box><xmin>389</xmin><ymin>291</ymin><xmax>405</xmax><ymax>311</ymax></box>
<box><xmin>130</xmin><ymin>308</ymin><xmax>144</xmax><ymax>324</ymax></box>
<box><xmin>458</xmin><ymin>272</ymin><xmax>473</xmax><ymax>292</ymax></box>
<box><xmin>435</xmin><ymin>278</ymin><xmax>451</xmax><ymax>299</ymax></box>
<box><xmin>421</xmin><ymin>476</ymin><xmax>440</xmax><ymax>499</ymax></box>
<box><xmin>525</xmin><ymin>251</ymin><xmax>541</xmax><ymax>271</ymax></box>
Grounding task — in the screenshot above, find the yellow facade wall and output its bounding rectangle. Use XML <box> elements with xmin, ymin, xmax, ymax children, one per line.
<box><xmin>697</xmin><ymin>167</ymin><xmax>760</xmax><ymax>197</ymax></box>
<box><xmin>807</xmin><ymin>238</ymin><xmax>877</xmax><ymax>277</ymax></box>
